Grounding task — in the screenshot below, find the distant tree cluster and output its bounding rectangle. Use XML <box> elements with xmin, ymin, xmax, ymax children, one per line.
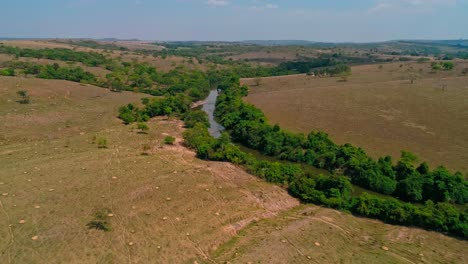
<box><xmin>3</xmin><ymin>61</ymin><xmax>97</xmax><ymax>84</ymax></box>
<box><xmin>36</xmin><ymin>63</ymin><xmax>97</xmax><ymax>83</ymax></box>
<box><xmin>69</xmin><ymin>40</ymin><xmax>129</xmax><ymax>51</ymax></box>
<box><xmin>0</xmin><ymin>46</ymin><xmax>108</xmax><ymax>66</ymax></box>
<box><xmin>118</xmin><ymin>94</ymin><xmax>192</xmax><ymax>124</ymax></box>
<box><xmin>105</xmin><ymin>62</ymin><xmax>212</xmax><ymax>101</ymax></box>
<box><xmin>431</xmin><ymin>61</ymin><xmax>455</xmax><ymax>71</ymax></box>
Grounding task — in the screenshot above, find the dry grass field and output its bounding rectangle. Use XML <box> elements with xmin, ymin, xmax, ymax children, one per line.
<box><xmin>0</xmin><ymin>40</ymin><xmax>78</xmax><ymax>50</ymax></box>
<box><xmin>213</xmin><ymin>205</ymin><xmax>468</xmax><ymax>264</ymax></box>
<box><xmin>0</xmin><ymin>76</ymin><xmax>298</xmax><ymax>263</ymax></box>
<box><xmin>244</xmin><ymin>61</ymin><xmax>468</xmax><ymax>174</ymax></box>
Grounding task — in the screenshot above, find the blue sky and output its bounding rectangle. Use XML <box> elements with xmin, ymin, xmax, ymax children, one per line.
<box><xmin>1</xmin><ymin>0</ymin><xmax>467</xmax><ymax>42</ymax></box>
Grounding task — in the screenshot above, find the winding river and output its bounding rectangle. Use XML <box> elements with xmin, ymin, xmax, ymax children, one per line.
<box><xmin>201</xmin><ymin>90</ymin><xmax>225</xmax><ymax>138</ymax></box>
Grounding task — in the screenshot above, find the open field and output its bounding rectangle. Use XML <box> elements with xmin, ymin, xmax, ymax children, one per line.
<box><xmin>243</xmin><ymin>61</ymin><xmax>468</xmax><ymax>174</ymax></box>
<box><xmin>214</xmin><ymin>205</ymin><xmax>468</xmax><ymax>264</ymax></box>
<box><xmin>0</xmin><ymin>77</ymin><xmax>298</xmax><ymax>263</ymax></box>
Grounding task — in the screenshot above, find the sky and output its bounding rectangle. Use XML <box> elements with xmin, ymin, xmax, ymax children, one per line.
<box><xmin>1</xmin><ymin>0</ymin><xmax>467</xmax><ymax>42</ymax></box>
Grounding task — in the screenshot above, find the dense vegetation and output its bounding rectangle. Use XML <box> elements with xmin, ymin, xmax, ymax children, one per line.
<box><xmin>116</xmin><ymin>68</ymin><xmax>219</xmax><ymax>124</ymax></box>
<box><xmin>0</xmin><ymin>45</ymin><xmax>108</xmax><ymax>66</ymax></box>
<box><xmin>3</xmin><ymin>61</ymin><xmax>97</xmax><ymax>84</ymax></box>
<box><xmin>105</xmin><ymin>62</ymin><xmax>211</xmax><ymax>100</ymax></box>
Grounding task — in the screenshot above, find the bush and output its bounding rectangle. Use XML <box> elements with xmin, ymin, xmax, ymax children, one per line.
<box><xmin>164</xmin><ymin>136</ymin><xmax>176</xmax><ymax>145</ymax></box>
<box><xmin>86</xmin><ymin>208</ymin><xmax>112</xmax><ymax>231</ymax></box>
<box><xmin>97</xmin><ymin>137</ymin><xmax>108</xmax><ymax>149</ymax></box>
<box><xmin>136</xmin><ymin>122</ymin><xmax>149</xmax><ymax>133</ymax></box>
<box><xmin>0</xmin><ymin>67</ymin><xmax>15</xmax><ymax>76</ymax></box>
<box><xmin>16</xmin><ymin>90</ymin><xmax>30</xmax><ymax>104</ymax></box>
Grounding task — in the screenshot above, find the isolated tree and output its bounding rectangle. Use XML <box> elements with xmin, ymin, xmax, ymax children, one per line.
<box><xmin>442</xmin><ymin>61</ymin><xmax>454</xmax><ymax>71</ymax></box>
<box><xmin>407</xmin><ymin>72</ymin><xmax>421</xmax><ymax>84</ymax></box>
<box><xmin>16</xmin><ymin>90</ymin><xmax>30</xmax><ymax>104</ymax></box>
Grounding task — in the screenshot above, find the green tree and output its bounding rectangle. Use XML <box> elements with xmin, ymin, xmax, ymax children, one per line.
<box><xmin>442</xmin><ymin>62</ymin><xmax>454</xmax><ymax>71</ymax></box>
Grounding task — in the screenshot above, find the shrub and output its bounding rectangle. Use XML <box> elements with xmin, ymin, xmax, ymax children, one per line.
<box><xmin>164</xmin><ymin>136</ymin><xmax>176</xmax><ymax>145</ymax></box>
<box><xmin>86</xmin><ymin>208</ymin><xmax>112</xmax><ymax>231</ymax></box>
<box><xmin>16</xmin><ymin>90</ymin><xmax>30</xmax><ymax>104</ymax></box>
<box><xmin>0</xmin><ymin>67</ymin><xmax>15</xmax><ymax>76</ymax></box>
<box><xmin>136</xmin><ymin>122</ymin><xmax>149</xmax><ymax>133</ymax></box>
<box><xmin>97</xmin><ymin>137</ymin><xmax>108</xmax><ymax>149</ymax></box>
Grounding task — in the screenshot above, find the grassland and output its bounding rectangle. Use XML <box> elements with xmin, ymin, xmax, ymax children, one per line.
<box><xmin>0</xmin><ymin>77</ymin><xmax>298</xmax><ymax>263</ymax></box>
<box><xmin>213</xmin><ymin>205</ymin><xmax>468</xmax><ymax>264</ymax></box>
<box><xmin>1</xmin><ymin>41</ymin><xmax>467</xmax><ymax>263</ymax></box>
<box><xmin>243</xmin><ymin>61</ymin><xmax>468</xmax><ymax>174</ymax></box>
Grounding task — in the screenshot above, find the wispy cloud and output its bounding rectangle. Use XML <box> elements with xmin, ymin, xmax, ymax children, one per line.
<box><xmin>206</xmin><ymin>0</ymin><xmax>229</xmax><ymax>6</ymax></box>
<box><xmin>249</xmin><ymin>3</ymin><xmax>279</xmax><ymax>11</ymax></box>
<box><xmin>369</xmin><ymin>0</ymin><xmax>459</xmax><ymax>13</ymax></box>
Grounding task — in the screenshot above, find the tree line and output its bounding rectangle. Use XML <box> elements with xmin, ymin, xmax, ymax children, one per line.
<box><xmin>0</xmin><ymin>45</ymin><xmax>109</xmax><ymax>66</ymax></box>
<box><xmin>2</xmin><ymin>61</ymin><xmax>97</xmax><ymax>84</ymax></box>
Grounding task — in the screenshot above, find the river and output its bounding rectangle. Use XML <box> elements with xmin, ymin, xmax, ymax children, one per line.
<box><xmin>201</xmin><ymin>90</ymin><xmax>225</xmax><ymax>138</ymax></box>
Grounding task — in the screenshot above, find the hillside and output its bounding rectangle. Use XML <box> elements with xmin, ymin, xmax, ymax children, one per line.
<box><xmin>0</xmin><ymin>77</ymin><xmax>297</xmax><ymax>263</ymax></box>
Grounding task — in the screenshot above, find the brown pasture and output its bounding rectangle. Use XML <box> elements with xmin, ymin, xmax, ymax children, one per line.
<box><xmin>0</xmin><ymin>77</ymin><xmax>297</xmax><ymax>263</ymax></box>
<box><xmin>243</xmin><ymin>62</ymin><xmax>468</xmax><ymax>174</ymax></box>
